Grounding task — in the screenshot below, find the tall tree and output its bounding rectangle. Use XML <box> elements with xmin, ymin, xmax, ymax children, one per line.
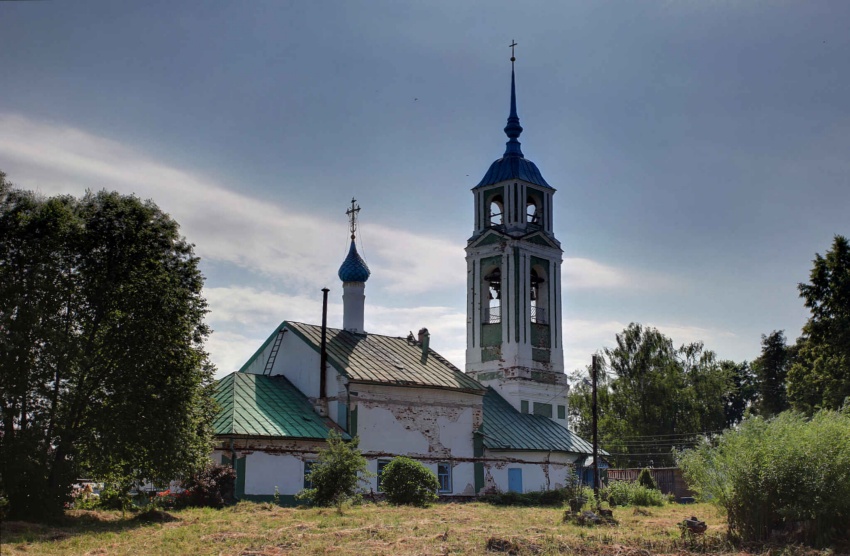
<box><xmin>719</xmin><ymin>360</ymin><xmax>757</xmax><ymax>427</ymax></box>
<box><xmin>751</xmin><ymin>331</ymin><xmax>792</xmax><ymax>416</ymax></box>
<box><xmin>788</xmin><ymin>235</ymin><xmax>850</xmax><ymax>413</ymax></box>
<box><xmin>0</xmin><ymin>177</ymin><xmax>216</xmax><ymax>521</ymax></box>
<box><xmin>568</xmin><ymin>323</ymin><xmax>734</xmax><ymax>467</ymax></box>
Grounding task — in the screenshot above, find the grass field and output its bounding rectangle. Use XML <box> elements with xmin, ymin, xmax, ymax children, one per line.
<box><xmin>0</xmin><ymin>501</ymin><xmax>826</xmax><ymax>555</ymax></box>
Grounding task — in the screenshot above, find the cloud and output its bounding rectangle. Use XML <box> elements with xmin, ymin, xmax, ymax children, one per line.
<box><xmin>0</xmin><ymin>113</ymin><xmax>463</xmax><ymax>295</ymax></box>
<box><xmin>562</xmin><ymin>257</ymin><xmax>677</xmax><ymax>291</ymax></box>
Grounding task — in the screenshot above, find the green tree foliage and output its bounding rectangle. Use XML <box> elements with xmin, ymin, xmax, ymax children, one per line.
<box><xmin>298</xmin><ymin>431</ymin><xmax>372</xmax><ymax>508</ymax></box>
<box><xmin>380</xmin><ymin>457</ymin><xmax>439</xmax><ymax>506</ymax></box>
<box><xmin>0</xmin><ymin>176</ymin><xmax>216</xmax><ymax>521</ymax></box>
<box><xmin>751</xmin><ymin>330</ymin><xmax>792</xmax><ymax>416</ymax></box>
<box><xmin>569</xmin><ymin>324</ymin><xmax>739</xmax><ymax>467</ymax></box>
<box><xmin>719</xmin><ymin>360</ymin><xmax>757</xmax><ymax>427</ymax></box>
<box><xmin>637</xmin><ymin>468</ymin><xmax>657</xmax><ymax>490</ymax></box>
<box><xmin>678</xmin><ymin>410</ymin><xmax>850</xmax><ymax>547</ymax></box>
<box><xmin>788</xmin><ymin>235</ymin><xmax>850</xmax><ymax>413</ymax></box>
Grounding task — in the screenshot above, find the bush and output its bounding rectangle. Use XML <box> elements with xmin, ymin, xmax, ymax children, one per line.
<box><xmin>678</xmin><ymin>410</ymin><xmax>850</xmax><ymax>547</ymax></box>
<box><xmin>482</xmin><ymin>488</ymin><xmax>568</xmax><ymax>507</ymax></box>
<box><xmin>297</xmin><ymin>431</ymin><xmax>372</xmax><ymax>508</ymax></box>
<box><xmin>637</xmin><ymin>468</ymin><xmax>657</xmax><ymax>490</ymax></box>
<box><xmin>179</xmin><ymin>462</ymin><xmax>236</xmax><ymax>508</ymax></box>
<box><xmin>380</xmin><ymin>457</ymin><xmax>439</xmax><ymax>506</ymax></box>
<box><xmin>602</xmin><ymin>480</ymin><xmax>664</xmax><ymax>507</ymax></box>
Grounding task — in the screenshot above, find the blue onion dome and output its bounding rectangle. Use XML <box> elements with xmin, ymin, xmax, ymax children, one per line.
<box><xmin>338</xmin><ymin>240</ymin><xmax>370</xmax><ymax>282</ymax></box>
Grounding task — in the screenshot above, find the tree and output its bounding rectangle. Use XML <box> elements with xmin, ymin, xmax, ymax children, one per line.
<box><xmin>0</xmin><ymin>177</ymin><xmax>216</xmax><ymax>521</ymax></box>
<box><xmin>298</xmin><ymin>431</ymin><xmax>372</xmax><ymax>508</ymax></box>
<box><xmin>751</xmin><ymin>331</ymin><xmax>792</xmax><ymax>416</ymax></box>
<box><xmin>787</xmin><ymin>236</ymin><xmax>850</xmax><ymax>414</ymax></box>
<box><xmin>720</xmin><ymin>360</ymin><xmax>757</xmax><ymax>427</ymax></box>
<box><xmin>568</xmin><ymin>323</ymin><xmax>735</xmax><ymax>467</ymax></box>
<box><xmin>380</xmin><ymin>457</ymin><xmax>440</xmax><ymax>506</ymax></box>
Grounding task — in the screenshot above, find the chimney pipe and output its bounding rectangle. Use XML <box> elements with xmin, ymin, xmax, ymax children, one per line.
<box><xmin>320</xmin><ymin>288</ymin><xmax>329</xmax><ymax>401</ymax></box>
<box><xmin>418</xmin><ymin>327</ymin><xmax>430</xmax><ymax>362</ymax></box>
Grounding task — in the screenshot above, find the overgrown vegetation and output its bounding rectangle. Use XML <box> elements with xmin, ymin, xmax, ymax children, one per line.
<box><xmin>602</xmin><ymin>481</ymin><xmax>665</xmax><ymax>507</ymax></box>
<box><xmin>379</xmin><ymin>457</ymin><xmax>439</xmax><ymax>507</ymax></box>
<box><xmin>481</xmin><ymin>488</ymin><xmax>572</xmax><ymax>507</ymax></box>
<box><xmin>296</xmin><ymin>431</ymin><xmax>372</xmax><ymax>509</ymax></box>
<box><xmin>637</xmin><ymin>468</ymin><xmax>657</xmax><ymax>490</ymax></box>
<box><xmin>178</xmin><ymin>462</ymin><xmax>236</xmax><ymax>509</ymax></box>
<box><xmin>678</xmin><ymin>409</ymin><xmax>850</xmax><ymax>547</ymax></box>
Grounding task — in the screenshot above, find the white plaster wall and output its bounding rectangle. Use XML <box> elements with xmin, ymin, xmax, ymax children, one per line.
<box><xmin>243</xmin><ymin>452</ymin><xmax>309</xmax><ymax>496</ymax></box>
<box><xmin>352</xmin><ymin>384</ymin><xmax>481</xmax><ymax>459</ymax></box>
<box><xmin>483</xmin><ymin>451</ymin><xmax>577</xmax><ymax>493</ymax></box>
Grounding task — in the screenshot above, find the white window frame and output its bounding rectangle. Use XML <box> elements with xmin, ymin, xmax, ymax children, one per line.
<box><xmin>437</xmin><ymin>462</ymin><xmax>452</xmax><ymax>494</ymax></box>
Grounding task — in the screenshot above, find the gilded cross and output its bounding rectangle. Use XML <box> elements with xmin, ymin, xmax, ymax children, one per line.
<box><xmin>346</xmin><ymin>197</ymin><xmax>361</xmax><ymax>239</ymax></box>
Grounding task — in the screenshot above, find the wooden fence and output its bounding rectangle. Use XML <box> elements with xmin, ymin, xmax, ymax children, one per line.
<box><xmin>606</xmin><ymin>467</ymin><xmax>693</xmax><ymax>500</ymax></box>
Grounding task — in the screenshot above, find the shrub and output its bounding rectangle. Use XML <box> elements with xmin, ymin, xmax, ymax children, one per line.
<box><xmin>380</xmin><ymin>457</ymin><xmax>439</xmax><ymax>506</ymax></box>
<box><xmin>602</xmin><ymin>480</ymin><xmax>664</xmax><ymax>507</ymax></box>
<box><xmin>296</xmin><ymin>431</ymin><xmax>372</xmax><ymax>508</ymax></box>
<box><xmin>179</xmin><ymin>462</ymin><xmax>236</xmax><ymax>508</ymax></box>
<box><xmin>678</xmin><ymin>410</ymin><xmax>850</xmax><ymax>547</ymax></box>
<box><xmin>482</xmin><ymin>488</ymin><xmax>568</xmax><ymax>507</ymax></box>
<box><xmin>637</xmin><ymin>468</ymin><xmax>657</xmax><ymax>490</ymax></box>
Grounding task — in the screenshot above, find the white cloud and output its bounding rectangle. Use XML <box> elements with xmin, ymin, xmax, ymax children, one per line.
<box><xmin>0</xmin><ymin>113</ymin><xmax>463</xmax><ymax>296</ymax></box>
<box><xmin>562</xmin><ymin>257</ymin><xmax>677</xmax><ymax>290</ymax></box>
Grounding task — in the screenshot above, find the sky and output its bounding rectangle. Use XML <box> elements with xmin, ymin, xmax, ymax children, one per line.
<box><xmin>2</xmin><ymin>1</ymin><xmax>848</xmax><ymax>378</ymax></box>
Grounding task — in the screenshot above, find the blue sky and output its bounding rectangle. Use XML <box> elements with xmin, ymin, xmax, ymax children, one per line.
<box><xmin>2</xmin><ymin>1</ymin><xmax>848</xmax><ymax>376</ymax></box>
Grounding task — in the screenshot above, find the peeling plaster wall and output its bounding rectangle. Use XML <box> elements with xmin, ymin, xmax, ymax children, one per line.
<box><xmin>242</xmin><ymin>451</ymin><xmax>305</xmax><ymax>496</ymax></box>
<box><xmin>351</xmin><ymin>383</ymin><xmax>483</xmax><ymax>495</ymax></box>
<box><xmin>482</xmin><ymin>450</ymin><xmax>577</xmax><ymax>493</ymax></box>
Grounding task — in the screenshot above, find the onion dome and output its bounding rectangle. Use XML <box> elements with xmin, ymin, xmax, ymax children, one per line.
<box><xmin>476</xmin><ymin>60</ymin><xmax>551</xmax><ymax>189</ymax></box>
<box><xmin>338</xmin><ymin>240</ymin><xmax>370</xmax><ymax>283</ymax></box>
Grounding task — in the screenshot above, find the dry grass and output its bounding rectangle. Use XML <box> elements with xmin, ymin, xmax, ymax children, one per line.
<box><xmin>0</xmin><ymin>501</ymin><xmax>824</xmax><ymax>555</ymax></box>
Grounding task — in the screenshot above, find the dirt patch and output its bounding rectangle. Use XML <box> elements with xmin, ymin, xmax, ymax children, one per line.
<box><xmin>485</xmin><ymin>536</ymin><xmax>541</xmax><ymax>554</ymax></box>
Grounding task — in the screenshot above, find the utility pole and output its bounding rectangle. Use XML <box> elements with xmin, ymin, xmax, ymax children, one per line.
<box><xmin>592</xmin><ymin>354</ymin><xmax>600</xmax><ymax>505</ymax></box>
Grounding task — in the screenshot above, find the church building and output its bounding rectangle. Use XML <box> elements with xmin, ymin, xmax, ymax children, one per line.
<box><xmin>211</xmin><ymin>53</ymin><xmax>601</xmax><ymax>503</ymax></box>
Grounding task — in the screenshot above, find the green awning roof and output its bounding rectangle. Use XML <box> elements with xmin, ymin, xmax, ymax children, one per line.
<box><xmin>479</xmin><ymin>387</ymin><xmax>607</xmax><ymax>455</ymax></box>
<box><xmin>213</xmin><ymin>372</ymin><xmax>347</xmax><ymax>440</ymax></box>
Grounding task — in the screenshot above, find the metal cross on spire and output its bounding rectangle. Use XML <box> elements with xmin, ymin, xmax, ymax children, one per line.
<box><xmin>509</xmin><ymin>40</ymin><xmax>517</xmax><ymax>64</ymax></box>
<box><xmin>346</xmin><ymin>197</ymin><xmax>361</xmax><ymax>240</ymax></box>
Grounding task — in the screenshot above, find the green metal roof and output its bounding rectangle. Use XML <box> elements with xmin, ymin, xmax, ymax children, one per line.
<box><xmin>479</xmin><ymin>387</ymin><xmax>607</xmax><ymax>455</ymax></box>
<box><xmin>213</xmin><ymin>372</ymin><xmax>347</xmax><ymax>439</ymax></box>
<box><xmin>262</xmin><ymin>321</ymin><xmax>485</xmax><ymax>393</ymax></box>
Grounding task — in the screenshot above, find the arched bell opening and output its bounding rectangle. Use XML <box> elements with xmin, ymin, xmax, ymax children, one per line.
<box><xmin>488</xmin><ymin>196</ymin><xmax>504</xmax><ymax>227</ymax></box>
<box><xmin>483</xmin><ymin>266</ymin><xmax>502</xmax><ymax>324</ymax></box>
<box><xmin>526</xmin><ymin>195</ymin><xmax>541</xmax><ymax>227</ymax></box>
<box><xmin>530</xmin><ymin>266</ymin><xmax>549</xmax><ymax>324</ymax></box>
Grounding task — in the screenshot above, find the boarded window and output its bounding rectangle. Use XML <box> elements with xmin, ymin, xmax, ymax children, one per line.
<box><xmin>533</xmin><ymin>402</ymin><xmax>553</xmax><ymax>418</ymax></box>
<box><xmin>520</xmin><ymin>400</ymin><xmax>529</xmax><ymax>414</ymax></box>
<box><xmin>437</xmin><ymin>462</ymin><xmax>452</xmax><ymax>493</ymax></box>
<box><xmin>557</xmin><ymin>405</ymin><xmax>566</xmax><ymax>419</ymax></box>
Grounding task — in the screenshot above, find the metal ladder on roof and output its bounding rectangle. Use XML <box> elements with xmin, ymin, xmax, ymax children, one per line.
<box><xmin>263</xmin><ymin>330</ymin><xmax>285</xmax><ymax>375</ymax></box>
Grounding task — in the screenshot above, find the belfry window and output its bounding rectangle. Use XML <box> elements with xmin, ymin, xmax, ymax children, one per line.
<box><xmin>526</xmin><ymin>196</ymin><xmax>541</xmax><ymax>226</ymax></box>
<box><xmin>530</xmin><ymin>268</ymin><xmax>548</xmax><ymax>324</ymax></box>
<box><xmin>484</xmin><ymin>267</ymin><xmax>501</xmax><ymax>324</ymax></box>
<box><xmin>489</xmin><ymin>196</ymin><xmax>504</xmax><ymax>227</ymax></box>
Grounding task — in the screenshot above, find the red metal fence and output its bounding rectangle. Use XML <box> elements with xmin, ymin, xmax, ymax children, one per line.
<box><xmin>606</xmin><ymin>467</ymin><xmax>693</xmax><ymax>500</ymax></box>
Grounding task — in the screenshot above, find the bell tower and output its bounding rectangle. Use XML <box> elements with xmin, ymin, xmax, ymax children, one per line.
<box><xmin>465</xmin><ymin>45</ymin><xmax>569</xmax><ymax>422</ymax></box>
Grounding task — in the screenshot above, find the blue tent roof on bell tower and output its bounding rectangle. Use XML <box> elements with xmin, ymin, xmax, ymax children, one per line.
<box><xmin>476</xmin><ymin>58</ymin><xmax>551</xmax><ymax>190</ymax></box>
<box><xmin>338</xmin><ymin>240</ymin><xmax>370</xmax><ymax>283</ymax></box>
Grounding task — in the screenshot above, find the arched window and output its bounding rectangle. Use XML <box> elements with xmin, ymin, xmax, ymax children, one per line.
<box><xmin>489</xmin><ymin>196</ymin><xmax>504</xmax><ymax>227</ymax></box>
<box><xmin>526</xmin><ymin>196</ymin><xmax>541</xmax><ymax>226</ymax></box>
<box><xmin>530</xmin><ymin>267</ymin><xmax>548</xmax><ymax>324</ymax></box>
<box><xmin>483</xmin><ymin>267</ymin><xmax>501</xmax><ymax>324</ymax></box>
